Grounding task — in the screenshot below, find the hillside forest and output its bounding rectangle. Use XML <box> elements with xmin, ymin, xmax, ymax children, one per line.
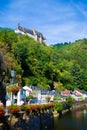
<box><xmin>0</xmin><ymin>28</ymin><xmax>87</xmax><ymax>91</ymax></box>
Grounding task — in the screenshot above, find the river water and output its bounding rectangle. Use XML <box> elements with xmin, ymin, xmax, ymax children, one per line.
<box><xmin>54</xmin><ymin>108</ymin><xmax>87</xmax><ymax>130</ymax></box>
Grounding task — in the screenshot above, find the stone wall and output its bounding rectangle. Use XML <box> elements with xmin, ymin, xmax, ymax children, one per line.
<box><xmin>0</xmin><ymin>109</ymin><xmax>54</xmax><ymax>130</ymax></box>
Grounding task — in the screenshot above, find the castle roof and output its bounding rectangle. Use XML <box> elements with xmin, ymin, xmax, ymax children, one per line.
<box><xmin>17</xmin><ymin>24</ymin><xmax>46</xmax><ymax>40</ymax></box>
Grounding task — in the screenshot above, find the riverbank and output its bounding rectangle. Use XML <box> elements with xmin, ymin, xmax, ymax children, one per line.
<box><xmin>53</xmin><ymin>102</ymin><xmax>87</xmax><ymax>118</ymax></box>
<box><xmin>53</xmin><ymin>109</ymin><xmax>70</xmax><ymax>118</ymax></box>
<box><xmin>53</xmin><ymin>105</ymin><xmax>87</xmax><ymax>130</ymax></box>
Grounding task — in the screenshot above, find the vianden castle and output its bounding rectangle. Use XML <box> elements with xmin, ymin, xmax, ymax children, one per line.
<box><xmin>15</xmin><ymin>24</ymin><xmax>46</xmax><ymax>43</ymax></box>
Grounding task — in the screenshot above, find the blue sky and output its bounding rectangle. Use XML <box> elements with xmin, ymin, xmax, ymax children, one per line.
<box><xmin>0</xmin><ymin>0</ymin><xmax>87</xmax><ymax>45</ymax></box>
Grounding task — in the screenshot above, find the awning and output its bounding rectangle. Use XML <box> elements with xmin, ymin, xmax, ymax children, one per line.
<box><xmin>23</xmin><ymin>86</ymin><xmax>32</xmax><ymax>93</ymax></box>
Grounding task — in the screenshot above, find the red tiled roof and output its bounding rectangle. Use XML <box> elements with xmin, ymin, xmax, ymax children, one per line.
<box><xmin>61</xmin><ymin>90</ymin><xmax>70</xmax><ymax>96</ymax></box>
<box><xmin>74</xmin><ymin>90</ymin><xmax>82</xmax><ymax>96</ymax></box>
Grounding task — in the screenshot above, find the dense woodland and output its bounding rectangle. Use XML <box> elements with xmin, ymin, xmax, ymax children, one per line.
<box><xmin>0</xmin><ymin>28</ymin><xmax>87</xmax><ymax>91</ymax></box>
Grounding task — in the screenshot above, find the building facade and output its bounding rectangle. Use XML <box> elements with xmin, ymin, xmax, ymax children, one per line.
<box><xmin>15</xmin><ymin>24</ymin><xmax>46</xmax><ymax>43</ymax></box>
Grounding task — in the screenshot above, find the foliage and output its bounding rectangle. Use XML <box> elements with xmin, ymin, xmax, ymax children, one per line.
<box><xmin>45</xmin><ymin>96</ymin><xmax>51</xmax><ymax>102</ymax></box>
<box><xmin>54</xmin><ymin>102</ymin><xmax>63</xmax><ymax>112</ymax></box>
<box><xmin>54</xmin><ymin>95</ymin><xmax>61</xmax><ymax>101</ymax></box>
<box><xmin>21</xmin><ymin>103</ymin><xmax>55</xmax><ymax>113</ymax></box>
<box><xmin>0</xmin><ymin>106</ymin><xmax>5</xmax><ymax>117</ymax></box>
<box><xmin>66</xmin><ymin>96</ymin><xmax>74</xmax><ymax>108</ymax></box>
<box><xmin>26</xmin><ymin>94</ymin><xmax>34</xmax><ymax>99</ymax></box>
<box><xmin>0</xmin><ymin>28</ymin><xmax>87</xmax><ymax>91</ymax></box>
<box><xmin>21</xmin><ymin>104</ymin><xmax>31</xmax><ymax>113</ymax></box>
<box><xmin>54</xmin><ymin>39</ymin><xmax>87</xmax><ymax>91</ymax></box>
<box><xmin>8</xmin><ymin>104</ymin><xmax>20</xmax><ymax>114</ymax></box>
<box><xmin>6</xmin><ymin>84</ymin><xmax>20</xmax><ymax>94</ymax></box>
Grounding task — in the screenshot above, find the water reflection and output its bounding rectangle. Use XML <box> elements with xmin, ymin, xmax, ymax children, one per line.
<box><xmin>54</xmin><ymin>108</ymin><xmax>87</xmax><ymax>130</ymax></box>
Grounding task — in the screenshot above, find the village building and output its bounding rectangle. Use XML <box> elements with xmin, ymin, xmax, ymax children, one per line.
<box><xmin>15</xmin><ymin>24</ymin><xmax>46</xmax><ymax>43</ymax></box>
<box><xmin>61</xmin><ymin>89</ymin><xmax>71</xmax><ymax>97</ymax></box>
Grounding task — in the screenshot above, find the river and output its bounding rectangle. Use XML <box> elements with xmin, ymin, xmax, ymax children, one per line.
<box><xmin>54</xmin><ymin>108</ymin><xmax>87</xmax><ymax>130</ymax></box>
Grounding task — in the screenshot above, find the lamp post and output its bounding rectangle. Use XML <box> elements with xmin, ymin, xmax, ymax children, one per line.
<box><xmin>11</xmin><ymin>69</ymin><xmax>16</xmax><ymax>84</ymax></box>
<box><xmin>10</xmin><ymin>69</ymin><xmax>16</xmax><ymax>104</ymax></box>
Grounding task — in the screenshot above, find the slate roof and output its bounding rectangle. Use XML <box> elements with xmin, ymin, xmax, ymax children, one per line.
<box><xmin>17</xmin><ymin>25</ymin><xmax>46</xmax><ymax>40</ymax></box>
<box><xmin>34</xmin><ymin>30</ymin><xmax>45</xmax><ymax>39</ymax></box>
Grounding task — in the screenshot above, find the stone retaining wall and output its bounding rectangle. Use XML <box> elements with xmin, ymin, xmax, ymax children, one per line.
<box><xmin>0</xmin><ymin>109</ymin><xmax>54</xmax><ymax>130</ymax></box>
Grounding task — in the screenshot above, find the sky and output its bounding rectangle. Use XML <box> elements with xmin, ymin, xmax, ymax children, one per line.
<box><xmin>0</xmin><ymin>0</ymin><xmax>87</xmax><ymax>45</ymax></box>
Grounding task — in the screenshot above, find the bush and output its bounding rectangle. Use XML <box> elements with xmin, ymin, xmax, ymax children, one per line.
<box><xmin>66</xmin><ymin>96</ymin><xmax>73</xmax><ymax>108</ymax></box>
<box><xmin>6</xmin><ymin>84</ymin><xmax>20</xmax><ymax>94</ymax></box>
<box><xmin>45</xmin><ymin>96</ymin><xmax>51</xmax><ymax>102</ymax></box>
<box><xmin>0</xmin><ymin>106</ymin><xmax>5</xmax><ymax>117</ymax></box>
<box><xmin>54</xmin><ymin>95</ymin><xmax>61</xmax><ymax>101</ymax></box>
<box><xmin>8</xmin><ymin>104</ymin><xmax>20</xmax><ymax>114</ymax></box>
<box><xmin>26</xmin><ymin>95</ymin><xmax>34</xmax><ymax>99</ymax></box>
<box><xmin>54</xmin><ymin>102</ymin><xmax>63</xmax><ymax>113</ymax></box>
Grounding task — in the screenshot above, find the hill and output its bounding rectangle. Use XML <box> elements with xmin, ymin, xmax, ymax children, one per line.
<box><xmin>53</xmin><ymin>39</ymin><xmax>87</xmax><ymax>90</ymax></box>
<box><xmin>0</xmin><ymin>27</ymin><xmax>87</xmax><ymax>91</ymax></box>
